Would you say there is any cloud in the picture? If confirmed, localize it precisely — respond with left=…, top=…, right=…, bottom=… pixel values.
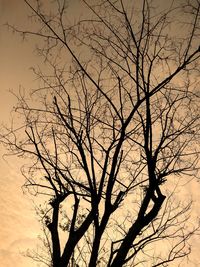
left=0, top=236, right=42, bottom=267
left=0, top=248, right=31, bottom=267
left=0, top=162, right=41, bottom=267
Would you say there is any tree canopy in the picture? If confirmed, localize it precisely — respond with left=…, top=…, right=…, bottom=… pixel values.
left=1, top=0, right=200, bottom=266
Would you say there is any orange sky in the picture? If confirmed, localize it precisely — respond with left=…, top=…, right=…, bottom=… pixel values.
left=0, top=1, right=41, bottom=266
left=0, top=1, right=200, bottom=267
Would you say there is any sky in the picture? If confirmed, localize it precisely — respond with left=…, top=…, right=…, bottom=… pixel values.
left=0, top=1, right=45, bottom=266
left=0, top=1, right=200, bottom=267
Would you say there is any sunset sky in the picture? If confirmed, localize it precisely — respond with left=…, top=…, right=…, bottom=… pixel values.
left=0, top=1, right=200, bottom=267
left=0, top=1, right=41, bottom=266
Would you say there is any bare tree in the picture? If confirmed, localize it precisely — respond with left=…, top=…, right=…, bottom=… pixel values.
left=2, top=0, right=200, bottom=266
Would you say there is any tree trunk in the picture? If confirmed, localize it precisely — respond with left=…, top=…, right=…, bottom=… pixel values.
left=59, top=211, right=93, bottom=267
left=88, top=233, right=102, bottom=267
left=110, top=193, right=165, bottom=267
left=89, top=210, right=111, bottom=267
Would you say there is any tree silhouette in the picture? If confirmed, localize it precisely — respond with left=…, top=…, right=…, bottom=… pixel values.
left=2, top=0, right=200, bottom=266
